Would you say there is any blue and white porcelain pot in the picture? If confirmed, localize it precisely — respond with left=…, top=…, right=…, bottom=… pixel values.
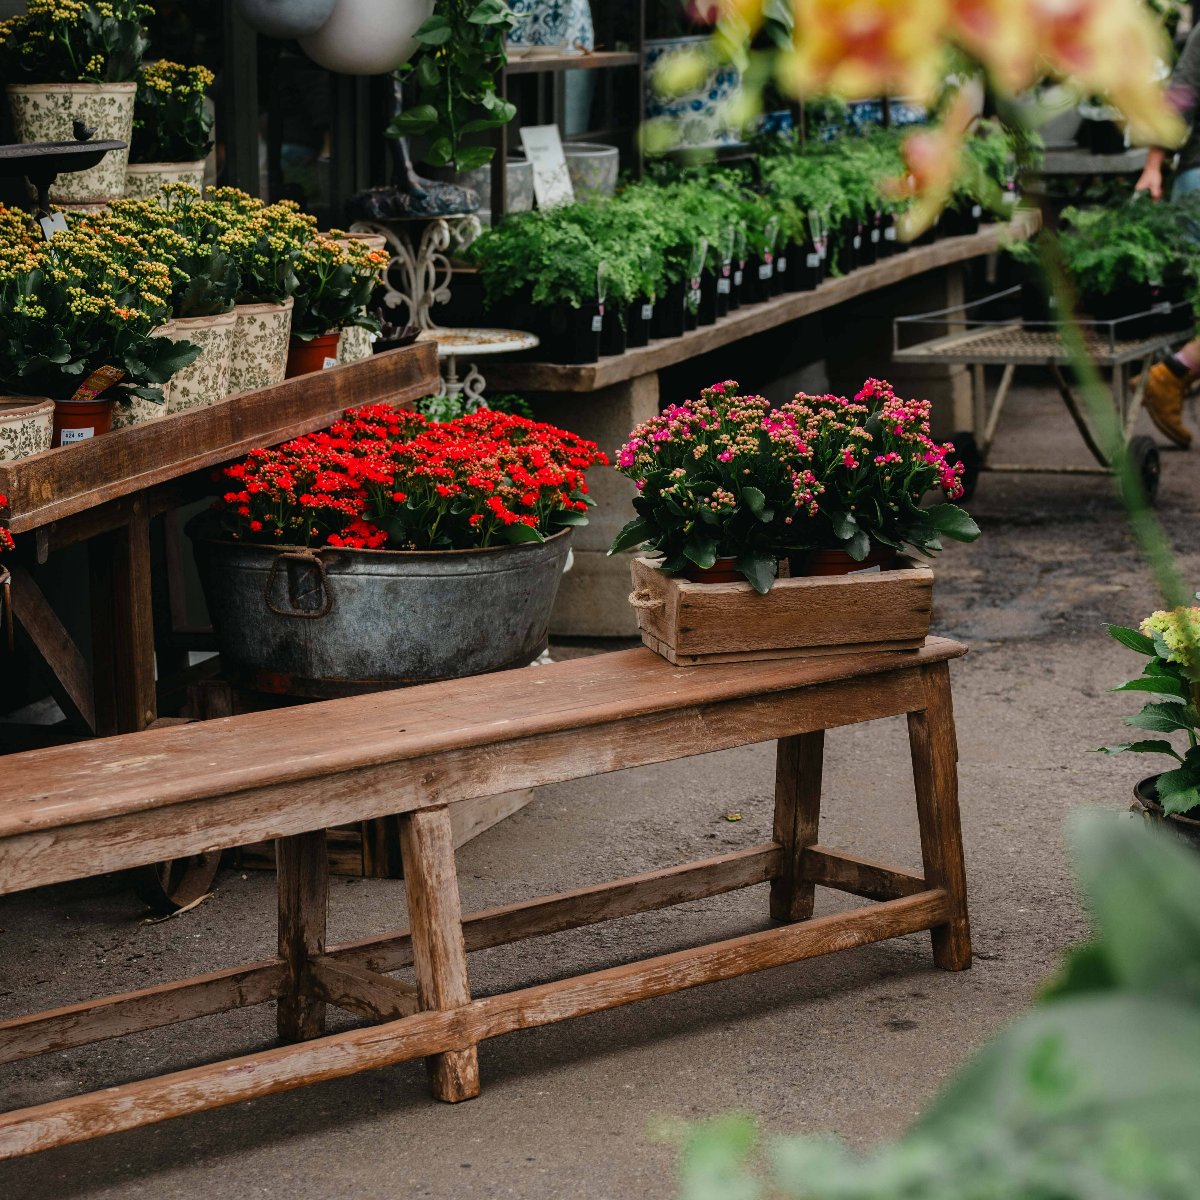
left=644, top=35, right=742, bottom=149
left=507, top=0, right=594, bottom=52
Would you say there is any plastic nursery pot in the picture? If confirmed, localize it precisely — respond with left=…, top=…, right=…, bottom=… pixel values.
left=858, top=219, right=880, bottom=267
left=627, top=296, right=654, bottom=348
left=938, top=202, right=982, bottom=238
left=682, top=556, right=742, bottom=584
left=599, top=304, right=627, bottom=357
left=653, top=282, right=687, bottom=340
left=543, top=301, right=602, bottom=364
left=52, top=395, right=115, bottom=447
left=683, top=289, right=699, bottom=332
left=714, top=267, right=733, bottom=317
left=793, top=547, right=899, bottom=577
left=286, top=331, right=342, bottom=378
left=698, top=270, right=719, bottom=325
left=728, top=263, right=745, bottom=310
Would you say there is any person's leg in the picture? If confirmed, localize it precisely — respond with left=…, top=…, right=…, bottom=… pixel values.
left=1142, top=168, right=1200, bottom=448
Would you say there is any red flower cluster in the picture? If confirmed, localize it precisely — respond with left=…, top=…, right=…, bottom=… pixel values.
left=0, top=493, right=12, bottom=555
left=216, top=406, right=608, bottom=551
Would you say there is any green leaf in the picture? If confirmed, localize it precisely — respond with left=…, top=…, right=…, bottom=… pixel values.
left=500, top=523, right=544, bottom=545
left=1040, top=940, right=1118, bottom=1002
left=550, top=510, right=589, bottom=527
left=741, top=486, right=766, bottom=518
left=1097, top=740, right=1183, bottom=760
left=1116, top=675, right=1189, bottom=699
left=845, top=529, right=871, bottom=561
left=1155, top=765, right=1200, bottom=816
left=684, top=533, right=718, bottom=570
left=830, top=511, right=858, bottom=540
left=1125, top=702, right=1195, bottom=733
left=452, top=143, right=495, bottom=171
left=414, top=13, right=452, bottom=43
left=923, top=502, right=980, bottom=542
left=609, top=516, right=651, bottom=555
left=415, top=56, right=440, bottom=88
left=735, top=551, right=777, bottom=594
left=1106, top=623, right=1157, bottom=655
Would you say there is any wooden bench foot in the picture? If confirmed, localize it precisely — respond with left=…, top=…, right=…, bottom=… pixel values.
left=770, top=731, right=824, bottom=922
left=908, top=663, right=972, bottom=971
left=399, top=806, right=480, bottom=1103
left=277, top=830, right=329, bottom=1041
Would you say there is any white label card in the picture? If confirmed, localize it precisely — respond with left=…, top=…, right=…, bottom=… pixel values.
left=734, top=270, right=744, bottom=286
left=806, top=252, right=821, bottom=268
left=60, top=426, right=94, bottom=444
left=870, top=229, right=881, bottom=243
left=641, top=303, right=654, bottom=320
left=39, top=212, right=69, bottom=240
left=884, top=226, right=897, bottom=241
left=758, top=263, right=772, bottom=280
left=777, top=256, right=787, bottom=272
left=716, top=277, right=731, bottom=294
left=972, top=204, right=983, bottom=218
left=853, top=235, right=862, bottom=249
left=519, top=124, right=575, bottom=210
left=321, top=356, right=339, bottom=369
left=849, top=564, right=882, bottom=574
left=590, top=313, right=603, bottom=332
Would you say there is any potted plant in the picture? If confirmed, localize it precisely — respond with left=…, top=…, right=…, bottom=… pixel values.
left=208, top=189, right=303, bottom=393
left=188, top=404, right=607, bottom=693
left=0, top=0, right=151, bottom=204
left=286, top=231, right=386, bottom=376
left=0, top=217, right=199, bottom=442
left=125, top=61, right=215, bottom=198
left=1102, top=605, right=1200, bottom=845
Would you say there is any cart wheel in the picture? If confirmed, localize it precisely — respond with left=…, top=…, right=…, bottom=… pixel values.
left=130, top=853, right=222, bottom=914
left=1128, top=435, right=1161, bottom=505
left=949, top=431, right=982, bottom=502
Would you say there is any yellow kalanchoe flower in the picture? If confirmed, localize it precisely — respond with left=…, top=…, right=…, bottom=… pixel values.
left=1142, top=607, right=1200, bottom=673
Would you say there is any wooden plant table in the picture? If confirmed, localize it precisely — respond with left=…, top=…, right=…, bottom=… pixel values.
left=0, top=638, right=970, bottom=1158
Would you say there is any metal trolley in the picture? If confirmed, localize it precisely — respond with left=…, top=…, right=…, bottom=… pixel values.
left=892, top=286, right=1193, bottom=504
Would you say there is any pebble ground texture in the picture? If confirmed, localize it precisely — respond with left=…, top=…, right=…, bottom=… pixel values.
left=1, top=376, right=1198, bottom=1199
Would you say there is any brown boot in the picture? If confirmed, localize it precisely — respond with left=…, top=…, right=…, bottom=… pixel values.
left=1143, top=362, right=1194, bottom=449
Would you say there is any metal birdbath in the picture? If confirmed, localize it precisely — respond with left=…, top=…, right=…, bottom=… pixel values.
left=0, top=129, right=126, bottom=219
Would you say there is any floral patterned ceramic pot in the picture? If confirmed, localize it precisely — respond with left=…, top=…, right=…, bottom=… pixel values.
left=228, top=298, right=295, bottom=394
left=0, top=396, right=54, bottom=462
left=562, top=142, right=618, bottom=200
left=156, top=312, right=237, bottom=414
left=338, top=325, right=376, bottom=365
left=644, top=36, right=743, bottom=149
left=6, top=83, right=136, bottom=203
left=124, top=160, right=206, bottom=200
left=110, top=393, right=168, bottom=430
left=507, top=0, right=594, bottom=51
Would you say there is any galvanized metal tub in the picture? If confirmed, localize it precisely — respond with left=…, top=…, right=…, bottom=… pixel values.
left=188, top=518, right=572, bottom=696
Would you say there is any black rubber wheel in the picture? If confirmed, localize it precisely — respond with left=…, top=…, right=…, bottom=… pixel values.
left=130, top=853, right=222, bottom=914
left=1128, top=434, right=1161, bottom=506
left=949, top=430, right=982, bottom=502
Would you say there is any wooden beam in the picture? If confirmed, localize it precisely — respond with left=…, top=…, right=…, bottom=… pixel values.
left=277, top=831, right=329, bottom=1041
left=800, top=846, right=926, bottom=902
left=305, top=959, right=419, bottom=1023
left=0, top=890, right=948, bottom=1160
left=770, top=733, right=824, bottom=922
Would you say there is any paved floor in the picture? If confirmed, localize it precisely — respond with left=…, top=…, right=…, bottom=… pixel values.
left=1, top=375, right=1198, bottom=1199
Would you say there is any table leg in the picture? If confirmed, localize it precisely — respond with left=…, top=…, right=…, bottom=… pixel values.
left=277, top=829, right=329, bottom=1042
left=399, top=806, right=480, bottom=1102
left=907, top=663, right=972, bottom=971
left=770, top=732, right=824, bottom=922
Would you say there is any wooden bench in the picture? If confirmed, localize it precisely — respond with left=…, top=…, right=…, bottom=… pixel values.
left=0, top=638, right=971, bottom=1159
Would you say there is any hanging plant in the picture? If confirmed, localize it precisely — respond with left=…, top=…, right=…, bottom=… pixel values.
left=386, top=0, right=518, bottom=172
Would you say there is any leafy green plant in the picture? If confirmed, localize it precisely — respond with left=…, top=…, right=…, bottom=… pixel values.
left=206, top=189, right=303, bottom=307
left=1101, top=605, right=1200, bottom=815
left=388, top=0, right=517, bottom=172
left=290, top=233, right=386, bottom=340
left=678, top=815, right=1200, bottom=1200
left=0, top=0, right=151, bottom=84
left=130, top=60, right=215, bottom=164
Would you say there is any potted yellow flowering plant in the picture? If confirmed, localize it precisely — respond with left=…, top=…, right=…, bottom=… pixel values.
left=0, top=0, right=152, bottom=204
left=125, top=60, right=215, bottom=198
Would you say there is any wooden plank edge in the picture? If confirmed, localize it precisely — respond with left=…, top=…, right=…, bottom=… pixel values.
left=0, top=889, right=949, bottom=1159
left=801, top=846, right=927, bottom=902
left=0, top=961, right=286, bottom=1067
left=304, top=959, right=419, bottom=1023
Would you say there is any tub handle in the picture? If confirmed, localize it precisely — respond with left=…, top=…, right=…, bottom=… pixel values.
left=627, top=588, right=664, bottom=611
left=264, top=550, right=333, bottom=619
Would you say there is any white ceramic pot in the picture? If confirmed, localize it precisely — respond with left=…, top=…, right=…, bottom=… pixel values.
left=235, top=0, right=338, bottom=38
left=124, top=160, right=206, bottom=200
left=110, top=394, right=169, bottom=430
left=156, top=312, right=237, bottom=414
left=228, top=298, right=295, bottom=394
left=0, top=396, right=54, bottom=461
left=299, top=0, right=433, bottom=74
left=6, top=82, right=136, bottom=203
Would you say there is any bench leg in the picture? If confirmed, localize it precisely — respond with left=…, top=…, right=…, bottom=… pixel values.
left=770, top=731, right=824, bottom=922
left=399, top=806, right=480, bottom=1103
left=277, top=830, right=328, bottom=1041
left=907, top=663, right=972, bottom=971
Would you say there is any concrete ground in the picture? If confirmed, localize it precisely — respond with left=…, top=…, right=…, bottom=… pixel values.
left=1, top=375, right=1198, bottom=1199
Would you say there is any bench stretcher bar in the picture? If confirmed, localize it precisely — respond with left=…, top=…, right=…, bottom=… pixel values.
left=0, top=884, right=947, bottom=1160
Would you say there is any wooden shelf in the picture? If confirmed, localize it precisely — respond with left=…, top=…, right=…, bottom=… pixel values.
left=504, top=50, right=641, bottom=75
left=486, top=218, right=1037, bottom=394
left=0, top=343, right=439, bottom=535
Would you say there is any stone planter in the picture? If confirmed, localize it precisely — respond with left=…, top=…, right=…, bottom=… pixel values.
left=157, top=312, right=237, bottom=414
left=7, top=82, right=136, bottom=203
left=229, top=298, right=294, bottom=394
left=188, top=517, right=573, bottom=696
left=124, top=160, right=206, bottom=200
left=0, top=396, right=54, bottom=461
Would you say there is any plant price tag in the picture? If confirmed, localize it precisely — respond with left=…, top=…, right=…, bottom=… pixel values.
left=734, top=269, right=744, bottom=286
left=777, top=255, right=787, bottom=273
left=870, top=228, right=880, bottom=243
left=853, top=235, right=862, bottom=250
left=716, top=277, right=731, bottom=294
left=641, top=303, right=654, bottom=321
left=60, top=426, right=94, bottom=444
left=591, top=313, right=603, bottom=333
left=884, top=226, right=897, bottom=241
left=806, top=252, right=820, bottom=268
left=758, top=263, right=772, bottom=280
left=322, top=357, right=338, bottom=369
left=519, top=124, right=575, bottom=210
left=38, top=212, right=68, bottom=240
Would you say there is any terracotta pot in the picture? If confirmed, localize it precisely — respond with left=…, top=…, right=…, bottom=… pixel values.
left=229, top=298, right=294, bottom=394
left=0, top=395, right=54, bottom=461
left=286, top=331, right=342, bottom=377
left=52, top=396, right=114, bottom=447
left=124, top=160, right=206, bottom=200
left=7, top=82, right=136, bottom=203
left=682, top=557, right=742, bottom=584
left=796, top=547, right=898, bottom=577
left=156, top=312, right=237, bottom=413
left=1131, top=775, right=1200, bottom=848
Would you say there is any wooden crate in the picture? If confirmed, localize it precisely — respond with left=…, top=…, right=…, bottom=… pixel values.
left=628, top=556, right=933, bottom=665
